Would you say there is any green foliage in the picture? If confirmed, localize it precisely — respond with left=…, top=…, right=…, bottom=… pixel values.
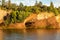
left=54, top=8, right=59, bottom=15
left=35, top=1, right=42, bottom=7
left=38, top=1, right=42, bottom=7
left=41, top=5, right=47, bottom=12
left=4, top=14, right=11, bottom=26
left=50, top=2, right=54, bottom=12
left=11, top=4, right=17, bottom=10
left=19, top=2, right=23, bottom=7
left=10, top=11, right=17, bottom=23
left=4, top=10, right=31, bottom=25
left=57, top=7, right=60, bottom=14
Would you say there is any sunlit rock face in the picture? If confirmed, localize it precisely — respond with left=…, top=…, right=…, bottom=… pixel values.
left=56, top=15, right=60, bottom=23
left=0, top=9, right=11, bottom=23
left=33, top=16, right=58, bottom=29
left=24, top=14, right=37, bottom=24
left=33, top=19, right=47, bottom=28
left=37, top=12, right=55, bottom=20
left=25, top=12, right=58, bottom=28
left=47, top=16, right=59, bottom=28
left=33, top=12, right=58, bottom=28
left=0, top=9, right=7, bottom=23
left=56, top=14, right=60, bottom=28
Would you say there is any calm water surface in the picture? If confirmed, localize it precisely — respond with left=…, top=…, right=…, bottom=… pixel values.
left=0, top=29, right=60, bottom=40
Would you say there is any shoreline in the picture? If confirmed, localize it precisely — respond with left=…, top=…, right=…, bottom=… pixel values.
left=0, top=26, right=60, bottom=30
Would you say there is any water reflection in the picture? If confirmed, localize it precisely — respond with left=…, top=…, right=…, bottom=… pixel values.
left=0, top=29, right=60, bottom=40
left=56, top=29, right=60, bottom=40
left=25, top=29, right=57, bottom=40
left=36, top=29, right=57, bottom=40
left=3, top=29, right=26, bottom=40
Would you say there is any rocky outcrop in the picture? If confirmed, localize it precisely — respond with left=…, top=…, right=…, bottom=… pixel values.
left=56, top=15, right=60, bottom=28
left=47, top=16, right=59, bottom=28
left=32, top=19, right=47, bottom=28
left=30, top=16, right=59, bottom=29
left=8, top=23, right=26, bottom=29
left=25, top=12, right=59, bottom=29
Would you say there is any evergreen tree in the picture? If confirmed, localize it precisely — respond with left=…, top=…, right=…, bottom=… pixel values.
left=18, top=2, right=24, bottom=11
left=50, top=2, right=54, bottom=12
left=35, top=0, right=38, bottom=6
left=8, top=0, right=11, bottom=7
left=2, top=0, right=5, bottom=6
left=38, top=1, right=42, bottom=7
left=19, top=2, right=23, bottom=7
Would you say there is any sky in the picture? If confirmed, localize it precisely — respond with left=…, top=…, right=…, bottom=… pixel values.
left=0, top=0, right=60, bottom=7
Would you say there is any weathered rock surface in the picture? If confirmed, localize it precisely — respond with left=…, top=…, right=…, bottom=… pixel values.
left=8, top=23, right=26, bottom=29
left=25, top=12, right=59, bottom=29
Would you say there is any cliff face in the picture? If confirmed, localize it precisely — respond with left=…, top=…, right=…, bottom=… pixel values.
left=31, top=16, right=58, bottom=29
left=56, top=15, right=60, bottom=28
left=0, top=9, right=7, bottom=23
left=33, top=19, right=47, bottom=28
left=47, top=16, right=59, bottom=28
left=25, top=12, right=59, bottom=29
left=35, top=12, right=59, bottom=28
